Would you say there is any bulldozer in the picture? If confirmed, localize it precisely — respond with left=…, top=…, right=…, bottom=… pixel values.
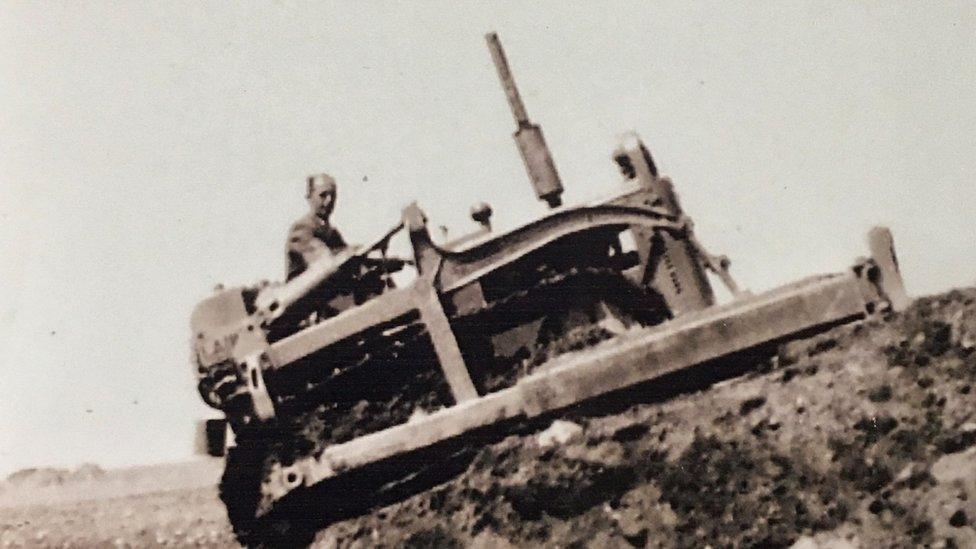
left=190, top=33, right=909, bottom=546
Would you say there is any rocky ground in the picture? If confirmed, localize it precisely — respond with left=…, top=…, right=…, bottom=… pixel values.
left=2, top=288, right=975, bottom=548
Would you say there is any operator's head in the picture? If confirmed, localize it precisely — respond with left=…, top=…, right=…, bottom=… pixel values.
left=306, top=173, right=337, bottom=220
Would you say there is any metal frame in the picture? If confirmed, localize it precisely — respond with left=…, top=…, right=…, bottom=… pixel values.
left=261, top=233, right=907, bottom=506
left=264, top=197, right=687, bottom=382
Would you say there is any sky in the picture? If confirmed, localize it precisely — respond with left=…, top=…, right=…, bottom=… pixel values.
left=1, top=2, right=974, bottom=476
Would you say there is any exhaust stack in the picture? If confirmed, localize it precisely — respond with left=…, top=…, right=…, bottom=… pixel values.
left=486, top=32, right=564, bottom=209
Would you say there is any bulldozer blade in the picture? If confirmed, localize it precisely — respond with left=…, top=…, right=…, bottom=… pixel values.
left=868, top=226, right=910, bottom=312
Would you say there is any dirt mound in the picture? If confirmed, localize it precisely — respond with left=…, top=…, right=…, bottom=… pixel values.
left=311, top=288, right=976, bottom=548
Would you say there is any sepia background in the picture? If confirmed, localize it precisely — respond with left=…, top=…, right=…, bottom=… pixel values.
left=1, top=2, right=974, bottom=476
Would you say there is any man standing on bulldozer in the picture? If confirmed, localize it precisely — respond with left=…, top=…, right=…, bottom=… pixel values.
left=286, top=173, right=348, bottom=280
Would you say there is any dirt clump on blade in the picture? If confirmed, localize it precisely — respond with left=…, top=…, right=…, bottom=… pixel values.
left=313, top=288, right=976, bottom=548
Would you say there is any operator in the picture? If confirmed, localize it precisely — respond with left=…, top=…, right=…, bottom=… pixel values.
left=286, top=173, right=349, bottom=280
